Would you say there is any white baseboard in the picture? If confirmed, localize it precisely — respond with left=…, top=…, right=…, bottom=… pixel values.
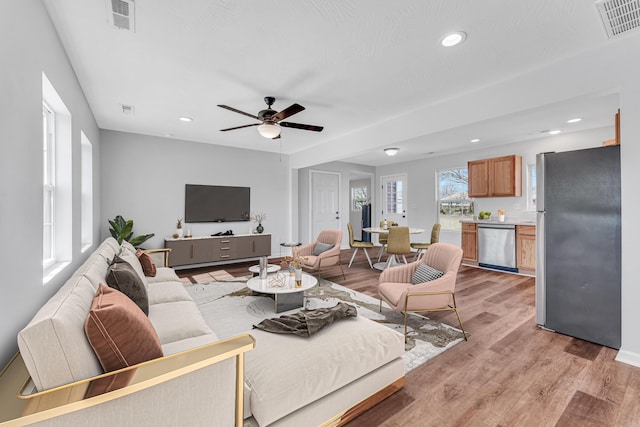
left=615, top=349, right=640, bottom=368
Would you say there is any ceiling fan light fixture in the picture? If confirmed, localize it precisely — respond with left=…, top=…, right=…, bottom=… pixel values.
left=258, top=123, right=281, bottom=139
left=384, top=147, right=399, bottom=156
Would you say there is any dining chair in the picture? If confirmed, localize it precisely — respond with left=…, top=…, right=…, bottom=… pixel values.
left=383, top=226, right=412, bottom=269
left=377, top=220, right=398, bottom=262
left=347, top=223, right=374, bottom=268
left=411, top=223, right=441, bottom=260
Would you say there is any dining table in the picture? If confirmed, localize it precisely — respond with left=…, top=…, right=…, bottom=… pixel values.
left=362, top=226, right=425, bottom=270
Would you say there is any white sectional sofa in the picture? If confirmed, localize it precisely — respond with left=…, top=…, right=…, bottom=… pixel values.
left=1, top=238, right=405, bottom=426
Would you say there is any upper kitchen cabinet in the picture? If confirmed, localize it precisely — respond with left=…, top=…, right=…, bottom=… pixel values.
left=468, top=155, right=522, bottom=198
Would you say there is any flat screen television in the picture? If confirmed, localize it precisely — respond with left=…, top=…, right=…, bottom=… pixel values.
left=184, top=184, right=250, bottom=223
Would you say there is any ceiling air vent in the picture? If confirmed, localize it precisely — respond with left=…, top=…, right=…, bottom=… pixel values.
left=105, top=0, right=135, bottom=32
left=596, top=0, right=640, bottom=38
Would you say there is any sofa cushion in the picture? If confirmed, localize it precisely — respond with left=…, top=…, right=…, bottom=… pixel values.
left=85, top=284, right=163, bottom=373
left=160, top=333, right=219, bottom=356
left=146, top=267, right=180, bottom=284
left=245, top=316, right=404, bottom=426
left=147, top=281, right=194, bottom=305
left=411, top=263, right=444, bottom=284
left=313, top=242, right=334, bottom=256
left=119, top=250, right=150, bottom=290
left=148, top=301, right=213, bottom=345
left=106, top=256, right=149, bottom=315
left=136, top=249, right=157, bottom=277
left=18, top=275, right=104, bottom=391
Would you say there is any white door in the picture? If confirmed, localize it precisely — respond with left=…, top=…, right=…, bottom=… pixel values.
left=380, top=174, right=407, bottom=226
left=311, top=171, right=340, bottom=240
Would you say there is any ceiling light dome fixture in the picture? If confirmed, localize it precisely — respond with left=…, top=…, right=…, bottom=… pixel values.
left=258, top=123, right=281, bottom=139
left=440, top=31, right=467, bottom=47
left=384, top=147, right=399, bottom=156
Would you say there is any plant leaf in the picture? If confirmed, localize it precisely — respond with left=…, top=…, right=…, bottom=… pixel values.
left=129, top=233, right=155, bottom=247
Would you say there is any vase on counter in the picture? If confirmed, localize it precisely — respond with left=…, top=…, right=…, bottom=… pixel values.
left=498, top=214, right=505, bottom=223
left=256, top=223, right=264, bottom=234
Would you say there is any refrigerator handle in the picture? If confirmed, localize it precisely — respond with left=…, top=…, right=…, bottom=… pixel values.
left=535, top=211, right=545, bottom=325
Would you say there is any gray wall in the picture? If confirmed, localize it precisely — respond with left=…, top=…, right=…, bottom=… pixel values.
left=100, top=130, right=291, bottom=258
left=0, top=1, right=101, bottom=367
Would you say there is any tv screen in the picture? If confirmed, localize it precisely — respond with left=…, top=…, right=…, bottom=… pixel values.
left=185, top=184, right=250, bottom=223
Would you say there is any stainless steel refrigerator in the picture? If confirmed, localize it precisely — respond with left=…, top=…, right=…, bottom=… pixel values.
left=536, top=145, right=621, bottom=349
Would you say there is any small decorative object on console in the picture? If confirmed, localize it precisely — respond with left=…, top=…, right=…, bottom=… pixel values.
left=175, top=218, right=184, bottom=238
left=251, top=212, right=267, bottom=234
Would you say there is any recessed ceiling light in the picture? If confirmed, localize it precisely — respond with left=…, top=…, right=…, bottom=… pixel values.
left=566, top=118, right=582, bottom=123
left=548, top=130, right=561, bottom=135
left=179, top=116, right=193, bottom=122
left=470, top=138, right=480, bottom=143
left=440, top=31, right=467, bottom=47
left=384, top=148, right=399, bottom=156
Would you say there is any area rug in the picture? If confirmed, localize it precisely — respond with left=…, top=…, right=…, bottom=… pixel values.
left=184, top=277, right=465, bottom=372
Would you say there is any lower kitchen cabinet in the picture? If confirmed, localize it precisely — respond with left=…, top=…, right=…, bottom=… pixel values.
left=461, top=222, right=478, bottom=265
left=516, top=225, right=536, bottom=275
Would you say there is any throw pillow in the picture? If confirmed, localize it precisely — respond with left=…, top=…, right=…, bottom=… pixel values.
left=136, top=249, right=157, bottom=277
left=313, top=242, right=335, bottom=256
left=411, top=263, right=445, bottom=285
left=106, top=256, right=149, bottom=315
left=85, top=284, right=163, bottom=374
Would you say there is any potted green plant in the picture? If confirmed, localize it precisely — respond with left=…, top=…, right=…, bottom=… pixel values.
left=108, top=215, right=155, bottom=247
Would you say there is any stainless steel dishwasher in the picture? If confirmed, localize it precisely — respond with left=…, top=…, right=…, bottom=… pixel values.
left=477, top=223, right=517, bottom=272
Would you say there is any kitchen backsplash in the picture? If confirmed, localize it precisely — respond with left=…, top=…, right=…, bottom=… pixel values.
left=472, top=197, right=536, bottom=222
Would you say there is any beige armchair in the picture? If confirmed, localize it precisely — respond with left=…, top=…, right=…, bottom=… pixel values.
left=378, top=242, right=467, bottom=341
left=296, top=229, right=345, bottom=280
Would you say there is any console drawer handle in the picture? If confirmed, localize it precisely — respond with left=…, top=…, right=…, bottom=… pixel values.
left=220, top=255, right=230, bottom=259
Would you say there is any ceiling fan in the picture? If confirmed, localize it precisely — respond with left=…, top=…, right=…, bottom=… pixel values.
left=218, top=97, right=323, bottom=139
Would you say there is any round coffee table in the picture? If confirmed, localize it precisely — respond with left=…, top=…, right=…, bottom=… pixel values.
left=246, top=272, right=318, bottom=313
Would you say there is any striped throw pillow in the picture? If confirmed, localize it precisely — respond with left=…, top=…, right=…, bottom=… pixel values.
left=411, top=263, right=444, bottom=284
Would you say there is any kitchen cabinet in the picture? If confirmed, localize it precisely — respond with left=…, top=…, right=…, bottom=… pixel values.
left=461, top=222, right=478, bottom=265
left=468, top=155, right=522, bottom=198
left=516, top=225, right=536, bottom=275
left=166, top=234, right=271, bottom=267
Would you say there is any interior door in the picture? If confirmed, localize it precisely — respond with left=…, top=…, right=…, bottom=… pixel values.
left=311, top=171, right=340, bottom=240
left=380, top=174, right=407, bottom=226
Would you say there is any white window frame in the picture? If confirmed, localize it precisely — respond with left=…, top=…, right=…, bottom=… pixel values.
left=43, top=102, right=56, bottom=269
left=81, top=132, right=93, bottom=252
left=42, top=72, right=72, bottom=283
left=437, top=167, right=474, bottom=231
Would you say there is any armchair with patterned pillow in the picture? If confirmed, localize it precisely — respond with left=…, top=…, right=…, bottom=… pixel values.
left=296, top=229, right=345, bottom=280
left=377, top=242, right=467, bottom=341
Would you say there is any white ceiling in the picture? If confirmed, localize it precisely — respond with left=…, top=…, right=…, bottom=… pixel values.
left=43, top=0, right=625, bottom=166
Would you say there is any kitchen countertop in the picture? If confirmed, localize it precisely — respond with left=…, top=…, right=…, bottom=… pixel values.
left=460, top=219, right=536, bottom=226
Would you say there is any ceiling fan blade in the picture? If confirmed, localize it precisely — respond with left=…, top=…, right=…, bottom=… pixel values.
left=220, top=123, right=260, bottom=132
left=271, top=103, right=305, bottom=122
left=218, top=104, right=260, bottom=120
left=280, top=121, right=324, bottom=132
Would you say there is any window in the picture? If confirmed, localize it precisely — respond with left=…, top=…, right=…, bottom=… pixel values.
left=81, top=132, right=93, bottom=251
left=351, top=185, right=368, bottom=211
left=437, top=167, right=474, bottom=231
left=528, top=164, right=537, bottom=211
left=385, top=180, right=403, bottom=214
left=42, top=103, right=55, bottom=268
left=42, top=72, right=72, bottom=282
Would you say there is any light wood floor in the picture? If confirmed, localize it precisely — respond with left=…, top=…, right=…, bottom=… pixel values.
left=178, top=249, right=640, bottom=427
